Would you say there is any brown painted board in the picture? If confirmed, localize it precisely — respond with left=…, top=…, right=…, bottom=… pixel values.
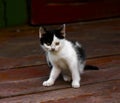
left=31, top=0, right=120, bottom=24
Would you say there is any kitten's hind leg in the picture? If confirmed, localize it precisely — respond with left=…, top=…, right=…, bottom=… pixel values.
left=79, top=62, right=85, bottom=74
left=69, top=63, right=81, bottom=88
left=63, top=74, right=71, bottom=82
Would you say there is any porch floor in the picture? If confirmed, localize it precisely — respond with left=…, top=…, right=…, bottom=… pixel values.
left=0, top=18, right=120, bottom=103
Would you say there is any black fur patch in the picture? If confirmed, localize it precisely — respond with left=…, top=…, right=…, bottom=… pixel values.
left=71, top=41, right=86, bottom=62
left=40, top=30, right=64, bottom=45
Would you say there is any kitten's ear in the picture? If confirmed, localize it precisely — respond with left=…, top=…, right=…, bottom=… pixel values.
left=59, top=24, right=66, bottom=37
left=39, top=27, right=46, bottom=38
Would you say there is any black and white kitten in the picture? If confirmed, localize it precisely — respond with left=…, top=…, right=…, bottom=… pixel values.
left=39, top=24, right=98, bottom=88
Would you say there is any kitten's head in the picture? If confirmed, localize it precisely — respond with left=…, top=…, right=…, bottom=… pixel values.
left=39, top=24, right=66, bottom=52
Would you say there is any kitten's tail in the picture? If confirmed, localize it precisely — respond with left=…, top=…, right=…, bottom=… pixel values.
left=84, top=65, right=99, bottom=70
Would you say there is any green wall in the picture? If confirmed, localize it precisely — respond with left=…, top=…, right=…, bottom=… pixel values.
left=0, top=0, right=5, bottom=28
left=0, top=0, right=28, bottom=28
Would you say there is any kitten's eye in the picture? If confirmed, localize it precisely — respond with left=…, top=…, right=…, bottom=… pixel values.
left=55, top=42, right=59, bottom=46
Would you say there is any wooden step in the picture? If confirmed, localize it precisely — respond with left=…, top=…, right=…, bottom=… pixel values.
left=0, top=18, right=120, bottom=103
left=0, top=55, right=119, bottom=103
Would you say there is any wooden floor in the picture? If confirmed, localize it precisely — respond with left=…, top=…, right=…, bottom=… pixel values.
left=0, top=18, right=120, bottom=103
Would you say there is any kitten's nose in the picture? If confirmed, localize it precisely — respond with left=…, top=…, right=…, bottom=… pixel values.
left=51, top=48, right=55, bottom=51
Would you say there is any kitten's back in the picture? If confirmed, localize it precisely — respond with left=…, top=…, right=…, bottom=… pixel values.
left=70, top=41, right=86, bottom=63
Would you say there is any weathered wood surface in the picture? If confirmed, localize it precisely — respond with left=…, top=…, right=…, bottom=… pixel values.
left=0, top=19, right=120, bottom=69
left=0, top=18, right=120, bottom=103
left=0, top=55, right=119, bottom=98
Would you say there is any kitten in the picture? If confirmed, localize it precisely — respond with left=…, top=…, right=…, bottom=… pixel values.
left=39, top=24, right=98, bottom=88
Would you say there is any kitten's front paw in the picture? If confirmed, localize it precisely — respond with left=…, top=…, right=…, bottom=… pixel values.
left=43, top=80, right=54, bottom=86
left=72, top=81, right=80, bottom=88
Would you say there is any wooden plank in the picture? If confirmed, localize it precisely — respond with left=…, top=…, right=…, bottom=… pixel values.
left=0, top=19, right=120, bottom=70
left=0, top=55, right=119, bottom=82
left=87, top=55, right=120, bottom=69
left=0, top=65, right=48, bottom=83
left=0, top=80, right=119, bottom=103
left=0, top=55, right=119, bottom=98
left=0, top=55, right=45, bottom=70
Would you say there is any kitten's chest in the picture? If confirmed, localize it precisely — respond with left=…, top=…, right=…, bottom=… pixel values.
left=49, top=52, right=68, bottom=69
